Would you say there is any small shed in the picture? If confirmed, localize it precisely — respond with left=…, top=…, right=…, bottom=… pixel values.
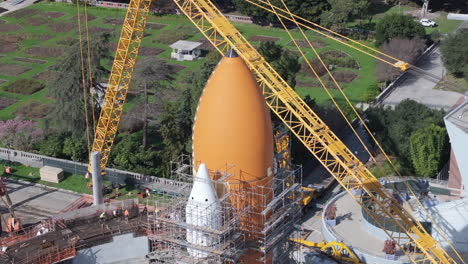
left=170, top=40, right=202, bottom=61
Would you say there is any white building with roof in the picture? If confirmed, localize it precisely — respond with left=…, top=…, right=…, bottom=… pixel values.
left=170, top=40, right=202, bottom=61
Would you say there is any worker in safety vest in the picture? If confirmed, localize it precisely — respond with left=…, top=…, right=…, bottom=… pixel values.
left=124, top=209, right=129, bottom=222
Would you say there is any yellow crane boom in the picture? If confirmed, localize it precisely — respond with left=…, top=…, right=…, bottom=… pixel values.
left=89, top=0, right=151, bottom=173
left=88, top=0, right=458, bottom=263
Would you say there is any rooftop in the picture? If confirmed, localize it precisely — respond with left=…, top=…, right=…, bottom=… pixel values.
left=445, top=96, right=468, bottom=133
left=169, top=40, right=202, bottom=51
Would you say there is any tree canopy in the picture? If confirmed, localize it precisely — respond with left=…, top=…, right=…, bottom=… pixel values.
left=320, top=0, right=369, bottom=31
left=410, top=124, right=449, bottom=177
left=47, top=33, right=111, bottom=137
left=233, top=0, right=329, bottom=25
left=376, top=37, right=426, bottom=82
left=258, top=41, right=300, bottom=87
left=375, top=14, right=425, bottom=46
left=366, top=100, right=446, bottom=172
left=441, top=29, right=468, bottom=80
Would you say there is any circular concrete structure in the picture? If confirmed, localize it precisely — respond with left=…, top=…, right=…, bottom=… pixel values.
left=321, top=191, right=409, bottom=264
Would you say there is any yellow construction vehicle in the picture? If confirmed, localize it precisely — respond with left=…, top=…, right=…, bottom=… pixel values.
left=85, top=0, right=463, bottom=263
left=290, top=238, right=362, bottom=264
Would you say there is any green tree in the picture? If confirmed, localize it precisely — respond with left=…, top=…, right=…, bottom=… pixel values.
left=320, top=0, right=369, bottom=31
left=158, top=96, right=193, bottom=177
left=38, top=134, right=65, bottom=158
left=258, top=41, right=300, bottom=87
left=233, top=0, right=329, bottom=25
left=440, top=29, right=468, bottom=80
left=63, top=136, right=87, bottom=162
left=366, top=99, right=445, bottom=169
left=410, top=124, right=449, bottom=177
left=375, top=14, right=425, bottom=46
left=47, top=33, right=111, bottom=137
left=110, top=132, right=161, bottom=176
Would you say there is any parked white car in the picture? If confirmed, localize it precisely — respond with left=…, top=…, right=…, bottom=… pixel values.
left=420, top=18, right=436, bottom=27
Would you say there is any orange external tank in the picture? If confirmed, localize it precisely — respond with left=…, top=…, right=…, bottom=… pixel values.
left=192, top=50, right=274, bottom=262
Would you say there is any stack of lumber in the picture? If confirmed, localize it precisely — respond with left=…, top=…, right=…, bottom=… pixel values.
left=40, top=166, right=64, bottom=183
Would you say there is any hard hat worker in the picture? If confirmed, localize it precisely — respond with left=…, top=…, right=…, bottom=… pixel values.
left=99, top=211, right=106, bottom=230
left=124, top=209, right=129, bottom=222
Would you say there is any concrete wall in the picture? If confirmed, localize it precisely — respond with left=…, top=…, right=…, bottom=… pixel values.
left=72, top=233, right=149, bottom=264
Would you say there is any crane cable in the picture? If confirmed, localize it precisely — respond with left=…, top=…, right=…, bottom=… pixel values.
left=84, top=1, right=96, bottom=131
left=76, top=0, right=92, bottom=156
left=265, top=0, right=464, bottom=262
left=260, top=2, right=383, bottom=178
left=244, top=0, right=408, bottom=70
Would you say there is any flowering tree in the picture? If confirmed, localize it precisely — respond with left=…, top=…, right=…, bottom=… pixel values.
left=0, top=117, right=43, bottom=151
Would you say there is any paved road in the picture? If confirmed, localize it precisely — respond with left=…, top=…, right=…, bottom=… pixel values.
left=0, top=0, right=36, bottom=17
left=382, top=46, right=463, bottom=111
left=1, top=180, right=80, bottom=229
left=381, top=20, right=468, bottom=111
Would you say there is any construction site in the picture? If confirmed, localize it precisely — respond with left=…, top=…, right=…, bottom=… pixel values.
left=0, top=0, right=468, bottom=263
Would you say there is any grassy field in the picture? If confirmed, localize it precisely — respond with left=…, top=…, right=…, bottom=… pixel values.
left=0, top=159, right=161, bottom=202
left=0, top=1, right=386, bottom=121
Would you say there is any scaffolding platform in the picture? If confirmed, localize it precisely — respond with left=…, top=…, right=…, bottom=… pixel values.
left=144, top=155, right=304, bottom=263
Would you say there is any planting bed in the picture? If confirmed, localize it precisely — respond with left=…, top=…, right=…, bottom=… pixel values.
left=15, top=101, right=51, bottom=119
left=5, top=79, right=45, bottom=95
left=87, top=26, right=113, bottom=35
left=296, top=81, right=321, bottom=87
left=0, top=80, right=6, bottom=85
left=328, top=71, right=358, bottom=83
left=168, top=64, right=186, bottom=74
left=146, top=23, right=166, bottom=30
left=27, top=46, right=65, bottom=58
left=49, top=22, right=76, bottom=33
left=38, top=34, right=55, bottom=41
left=71, top=14, right=96, bottom=22
left=27, top=17, right=48, bottom=26
left=43, top=12, right=65, bottom=18
left=103, top=18, right=124, bottom=25
left=0, top=64, right=31, bottom=76
left=139, top=47, right=165, bottom=56
left=288, top=39, right=326, bottom=48
left=57, top=37, right=77, bottom=46
left=33, top=71, right=60, bottom=82
left=14, top=57, right=47, bottom=64
left=0, top=41, right=18, bottom=53
left=0, top=34, right=27, bottom=43
left=0, top=24, right=22, bottom=32
left=7, top=9, right=38, bottom=19
left=249, top=35, right=280, bottom=42
left=0, top=97, right=17, bottom=110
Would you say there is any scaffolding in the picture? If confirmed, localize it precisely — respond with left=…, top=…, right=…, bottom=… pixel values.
left=145, top=155, right=303, bottom=263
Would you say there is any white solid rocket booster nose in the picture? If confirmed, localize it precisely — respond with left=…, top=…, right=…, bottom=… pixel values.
left=186, top=163, right=222, bottom=258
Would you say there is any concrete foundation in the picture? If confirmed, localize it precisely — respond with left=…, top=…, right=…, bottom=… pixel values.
left=72, top=233, right=149, bottom=264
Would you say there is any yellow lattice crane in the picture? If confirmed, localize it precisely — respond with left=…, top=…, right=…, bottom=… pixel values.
left=87, top=0, right=462, bottom=263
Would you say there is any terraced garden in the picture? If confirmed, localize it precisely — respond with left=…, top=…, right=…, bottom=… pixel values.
left=0, top=2, right=382, bottom=122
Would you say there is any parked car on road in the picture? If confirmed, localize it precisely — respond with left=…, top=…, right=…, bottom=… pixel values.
left=420, top=18, right=436, bottom=27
